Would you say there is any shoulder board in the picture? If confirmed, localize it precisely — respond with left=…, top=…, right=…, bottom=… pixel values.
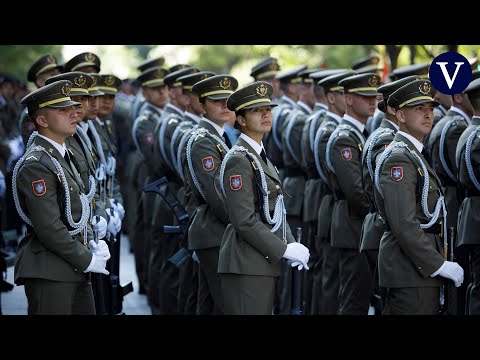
left=168, top=118, right=179, bottom=125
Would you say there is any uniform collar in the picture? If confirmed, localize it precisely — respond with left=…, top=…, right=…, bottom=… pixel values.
left=280, top=95, right=297, bottom=108
left=385, top=119, right=399, bottom=131
left=79, top=121, right=88, bottom=131
left=397, top=130, right=423, bottom=153
left=239, top=133, right=263, bottom=157
left=343, top=114, right=365, bottom=133
left=165, top=103, right=184, bottom=116
left=449, top=105, right=471, bottom=125
left=325, top=111, right=343, bottom=124
left=296, top=101, right=312, bottom=115
left=184, top=111, right=201, bottom=123
left=314, top=102, right=328, bottom=111
left=201, top=117, right=224, bottom=137
left=95, top=117, right=103, bottom=126
left=36, top=133, right=66, bottom=157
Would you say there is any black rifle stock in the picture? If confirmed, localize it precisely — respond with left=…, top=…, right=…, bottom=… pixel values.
left=443, top=226, right=458, bottom=315
left=92, top=229, right=107, bottom=315
left=291, top=227, right=302, bottom=315
left=143, top=177, right=190, bottom=268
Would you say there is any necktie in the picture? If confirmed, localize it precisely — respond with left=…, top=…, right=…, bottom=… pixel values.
left=362, top=128, right=369, bottom=138
left=64, top=149, right=72, bottom=169
left=260, top=148, right=268, bottom=165
left=222, top=132, right=232, bottom=148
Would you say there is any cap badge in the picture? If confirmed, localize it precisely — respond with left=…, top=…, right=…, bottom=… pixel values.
left=256, top=84, right=268, bottom=97
left=46, top=55, right=55, bottom=64
left=219, top=77, right=231, bottom=90
left=201, top=74, right=210, bottom=80
left=85, top=53, right=96, bottom=62
left=419, top=82, right=431, bottom=96
left=91, top=76, right=97, bottom=87
left=61, top=83, right=71, bottom=96
left=269, top=63, right=279, bottom=71
left=155, top=69, right=165, bottom=78
left=105, top=76, right=115, bottom=87
left=368, top=76, right=378, bottom=87
left=74, top=75, right=86, bottom=87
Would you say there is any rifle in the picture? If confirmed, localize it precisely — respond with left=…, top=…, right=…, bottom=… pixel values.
left=91, top=229, right=107, bottom=315
left=291, top=227, right=303, bottom=315
left=443, top=226, right=458, bottom=315
left=143, top=177, right=190, bottom=268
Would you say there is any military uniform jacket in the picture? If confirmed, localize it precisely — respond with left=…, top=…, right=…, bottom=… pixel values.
left=264, top=96, right=296, bottom=172
left=66, top=132, right=108, bottom=220
left=456, top=117, right=480, bottom=246
left=282, top=105, right=309, bottom=217
left=328, top=118, right=369, bottom=249
left=14, top=136, right=93, bottom=285
left=218, top=136, right=294, bottom=276
left=156, top=103, right=184, bottom=177
left=427, top=109, right=468, bottom=225
left=186, top=119, right=230, bottom=250
left=374, top=133, right=445, bottom=288
left=89, top=119, right=123, bottom=205
left=359, top=119, right=397, bottom=251
left=301, top=108, right=327, bottom=223
left=314, top=113, right=341, bottom=241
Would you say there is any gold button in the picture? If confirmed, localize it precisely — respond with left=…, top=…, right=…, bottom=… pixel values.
left=418, top=266, right=422, bottom=270
left=70, top=187, right=73, bottom=192
left=282, top=237, right=287, bottom=244
left=276, top=185, right=280, bottom=189
left=265, top=256, right=269, bottom=259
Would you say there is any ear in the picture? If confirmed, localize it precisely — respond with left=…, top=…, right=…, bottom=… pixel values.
left=35, top=113, right=48, bottom=128
left=326, top=92, right=336, bottom=105
left=386, top=105, right=396, bottom=116
left=237, top=114, right=246, bottom=127
left=345, top=93, right=353, bottom=106
left=395, top=109, right=405, bottom=124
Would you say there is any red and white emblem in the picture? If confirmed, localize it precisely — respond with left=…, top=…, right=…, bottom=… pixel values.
left=230, top=175, right=242, bottom=191
left=202, top=156, right=214, bottom=171
left=391, top=167, right=403, bottom=181
left=32, top=179, right=46, bottom=196
left=144, top=132, right=154, bottom=144
left=340, top=148, right=352, bottom=161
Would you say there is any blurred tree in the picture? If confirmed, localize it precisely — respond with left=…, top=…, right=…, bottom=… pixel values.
left=0, top=45, right=62, bottom=84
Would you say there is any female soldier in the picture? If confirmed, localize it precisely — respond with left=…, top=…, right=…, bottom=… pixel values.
left=218, top=81, right=310, bottom=315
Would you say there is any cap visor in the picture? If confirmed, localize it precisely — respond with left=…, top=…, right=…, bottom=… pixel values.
left=242, top=101, right=278, bottom=110
left=88, top=90, right=105, bottom=96
left=405, top=99, right=440, bottom=108
left=206, top=93, right=231, bottom=100
left=354, top=90, right=381, bottom=97
left=47, top=99, right=81, bottom=108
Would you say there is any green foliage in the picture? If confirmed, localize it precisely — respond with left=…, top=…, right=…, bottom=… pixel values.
left=0, top=45, right=62, bottom=84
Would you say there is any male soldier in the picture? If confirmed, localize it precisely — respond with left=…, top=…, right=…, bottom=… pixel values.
left=359, top=75, right=420, bottom=314
left=63, top=52, right=101, bottom=74
left=374, top=79, right=464, bottom=314
left=313, top=70, right=354, bottom=314
left=131, top=66, right=170, bottom=312
left=151, top=65, right=199, bottom=314
left=326, top=73, right=380, bottom=314
left=351, top=54, right=383, bottom=78
left=20, top=54, right=63, bottom=148
left=250, top=56, right=282, bottom=102
left=132, top=57, right=166, bottom=120
left=184, top=74, right=238, bottom=314
left=173, top=70, right=216, bottom=314
left=426, top=78, right=473, bottom=315
left=44, top=72, right=111, bottom=313
left=13, top=80, right=110, bottom=314
left=300, top=69, right=344, bottom=314
left=456, top=78, right=480, bottom=314
left=264, top=65, right=307, bottom=182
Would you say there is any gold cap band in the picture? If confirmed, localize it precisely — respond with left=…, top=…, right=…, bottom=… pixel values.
left=71, top=62, right=97, bottom=71
left=39, top=97, right=71, bottom=108
left=35, top=64, right=57, bottom=77
left=256, top=70, right=279, bottom=79
left=235, top=98, right=272, bottom=112
left=70, top=87, right=89, bottom=95
left=97, top=86, right=118, bottom=93
left=398, top=96, right=435, bottom=109
left=347, top=87, right=378, bottom=92
left=329, top=86, right=344, bottom=92
left=142, top=78, right=165, bottom=87
left=200, top=89, right=234, bottom=98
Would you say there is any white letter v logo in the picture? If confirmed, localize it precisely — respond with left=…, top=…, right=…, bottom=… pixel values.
left=436, top=62, right=464, bottom=89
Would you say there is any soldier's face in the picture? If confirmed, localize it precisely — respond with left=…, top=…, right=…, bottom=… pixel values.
left=203, top=98, right=232, bottom=125
left=71, top=95, right=90, bottom=124
left=349, top=94, right=377, bottom=119
left=144, top=85, right=169, bottom=108
left=238, top=106, right=273, bottom=137
left=86, top=96, right=100, bottom=120
left=186, top=92, right=203, bottom=116
left=98, top=94, right=115, bottom=117
left=396, top=103, right=435, bottom=141
left=38, top=106, right=78, bottom=139
left=35, top=68, right=61, bottom=88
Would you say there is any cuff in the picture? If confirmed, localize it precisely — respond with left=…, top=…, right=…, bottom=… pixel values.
left=83, top=253, right=95, bottom=273
left=430, top=261, right=445, bottom=277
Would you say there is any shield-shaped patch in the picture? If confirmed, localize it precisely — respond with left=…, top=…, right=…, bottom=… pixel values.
left=144, top=132, right=154, bottom=144
left=340, top=148, right=352, bottom=161
left=230, top=175, right=242, bottom=191
left=391, top=167, right=403, bottom=181
left=32, top=179, right=46, bottom=196
left=202, top=156, right=214, bottom=171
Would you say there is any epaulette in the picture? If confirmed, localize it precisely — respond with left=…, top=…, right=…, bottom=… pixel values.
left=390, top=146, right=407, bottom=155
left=168, top=117, right=179, bottom=125
left=138, top=115, right=148, bottom=122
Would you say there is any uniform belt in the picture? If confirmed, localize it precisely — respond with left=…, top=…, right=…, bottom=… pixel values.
left=285, top=167, right=304, bottom=178
left=384, top=221, right=443, bottom=236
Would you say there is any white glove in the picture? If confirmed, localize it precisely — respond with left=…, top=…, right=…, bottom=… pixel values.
left=192, top=251, right=199, bottom=263
left=282, top=242, right=310, bottom=271
left=109, top=198, right=125, bottom=221
left=0, top=170, right=5, bottom=198
left=88, top=240, right=111, bottom=260
left=106, top=208, right=121, bottom=236
left=84, top=253, right=110, bottom=275
left=433, top=261, right=464, bottom=287
left=91, top=215, right=107, bottom=240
